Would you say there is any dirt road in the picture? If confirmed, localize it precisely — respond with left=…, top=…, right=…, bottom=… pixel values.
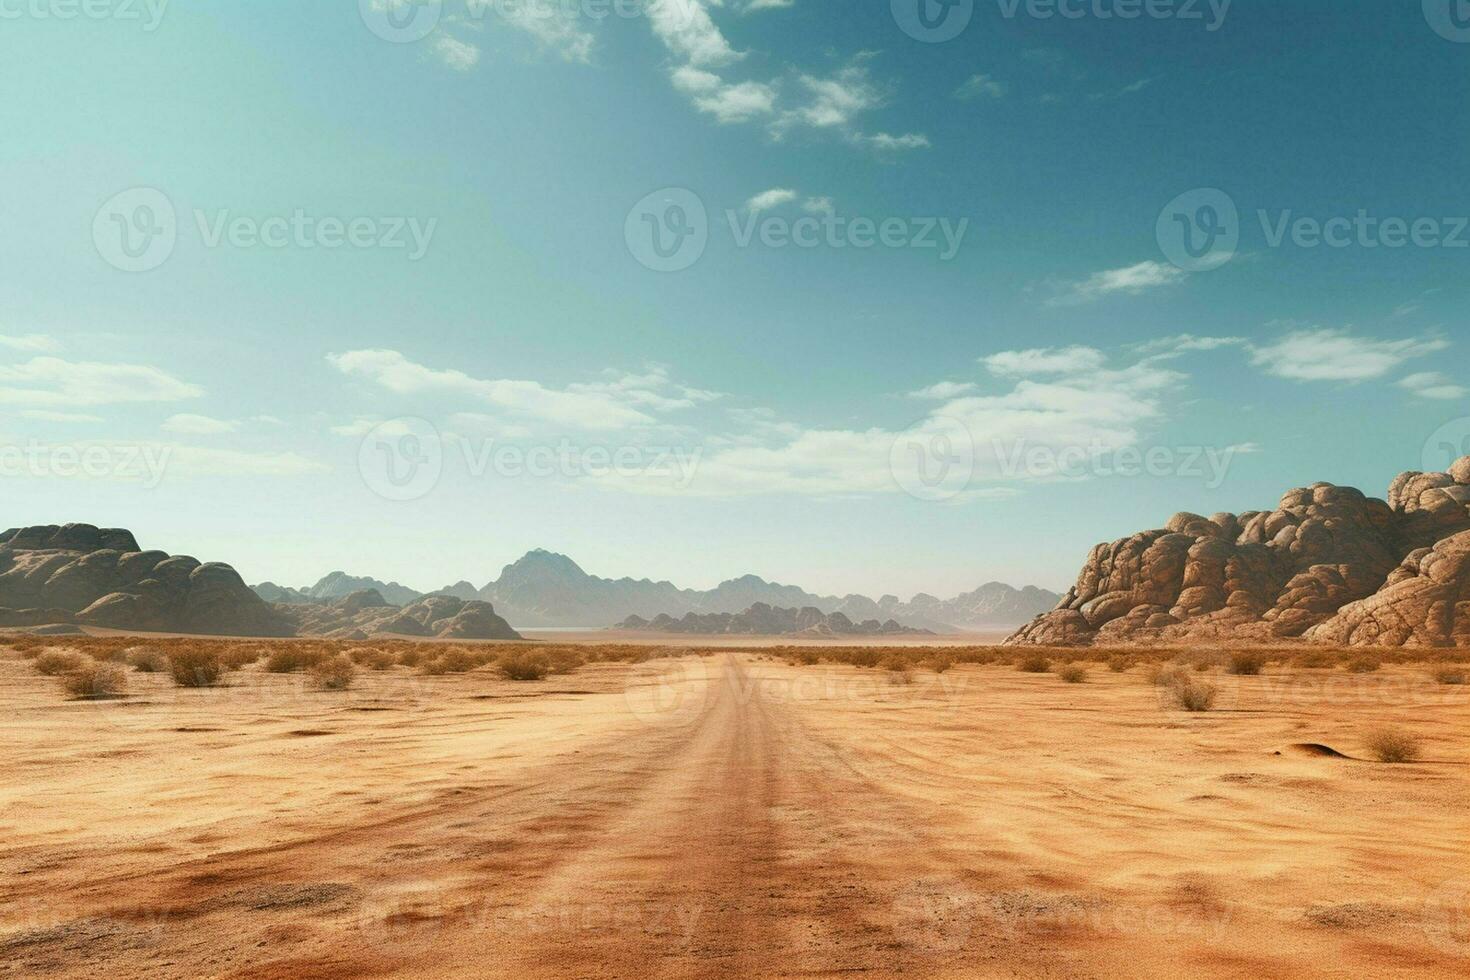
left=2, top=653, right=1466, bottom=978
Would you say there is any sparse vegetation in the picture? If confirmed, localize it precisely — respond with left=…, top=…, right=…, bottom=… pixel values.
left=1226, top=652, right=1265, bottom=676
left=1432, top=667, right=1467, bottom=685
left=1057, top=664, right=1088, bottom=684
left=1345, top=655, right=1381, bottom=674
left=497, top=652, right=551, bottom=681
left=1107, top=654, right=1133, bottom=673
left=1168, top=677, right=1218, bottom=712
left=125, top=647, right=168, bottom=673
left=308, top=655, right=356, bottom=691
left=61, top=662, right=128, bottom=700
left=1016, top=654, right=1051, bottom=673
left=1295, top=650, right=1337, bottom=669
left=1364, top=727, right=1421, bottom=764
left=34, top=649, right=87, bottom=676
left=265, top=645, right=329, bottom=674
left=219, top=646, right=263, bottom=671
left=168, top=649, right=224, bottom=688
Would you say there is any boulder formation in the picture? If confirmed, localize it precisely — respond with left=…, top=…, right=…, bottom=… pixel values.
left=0, top=524, right=292, bottom=636
left=278, top=590, right=521, bottom=641
left=1007, top=457, right=1470, bottom=648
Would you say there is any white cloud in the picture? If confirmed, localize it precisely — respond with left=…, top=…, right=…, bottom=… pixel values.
left=781, top=65, right=881, bottom=130
left=861, top=131, right=930, bottom=151
left=745, top=188, right=798, bottom=212
left=1397, top=372, right=1467, bottom=401
left=1250, top=329, right=1448, bottom=382
left=1133, top=334, right=1247, bottom=357
left=433, top=34, right=482, bottom=71
left=1047, top=261, right=1188, bottom=306
left=907, top=381, right=978, bottom=400
left=741, top=0, right=793, bottom=9
left=162, top=413, right=240, bottom=435
left=670, top=66, right=776, bottom=123
left=0, top=334, right=61, bottom=353
left=647, top=0, right=742, bottom=68
left=328, top=350, right=714, bottom=430
left=802, top=196, right=834, bottom=214
left=19, top=409, right=102, bottom=423
left=493, top=3, right=594, bottom=62
left=0, top=357, right=202, bottom=407
left=955, top=74, right=1006, bottom=100
left=984, top=346, right=1107, bottom=377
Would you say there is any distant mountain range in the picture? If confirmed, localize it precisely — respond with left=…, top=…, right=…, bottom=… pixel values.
left=618, top=604, right=929, bottom=637
left=250, top=550, right=1061, bottom=631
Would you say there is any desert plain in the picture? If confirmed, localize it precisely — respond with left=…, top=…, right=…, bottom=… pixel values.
left=0, top=637, right=1467, bottom=979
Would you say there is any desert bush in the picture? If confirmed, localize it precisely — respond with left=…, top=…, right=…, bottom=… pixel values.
left=1295, top=650, right=1337, bottom=669
left=1226, top=652, right=1265, bottom=676
left=1016, top=654, right=1051, bottom=673
left=422, top=648, right=483, bottom=675
left=1168, top=677, right=1218, bottom=712
left=1432, top=667, right=1467, bottom=685
left=1057, top=664, right=1088, bottom=684
left=219, top=646, right=262, bottom=671
left=124, top=647, right=169, bottom=673
left=497, top=651, right=550, bottom=681
left=265, top=645, right=328, bottom=673
left=361, top=650, right=397, bottom=670
left=1363, top=727, right=1421, bottom=764
left=168, top=648, right=224, bottom=688
left=397, top=648, right=423, bottom=668
left=34, top=649, right=87, bottom=676
left=1345, top=655, right=1381, bottom=674
left=923, top=654, right=955, bottom=674
left=1107, top=654, right=1133, bottom=673
left=62, top=662, right=128, bottom=700
left=543, top=648, right=585, bottom=675
left=308, top=654, right=356, bottom=691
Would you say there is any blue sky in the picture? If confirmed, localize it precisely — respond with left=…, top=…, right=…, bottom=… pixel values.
left=1, top=0, right=1467, bottom=598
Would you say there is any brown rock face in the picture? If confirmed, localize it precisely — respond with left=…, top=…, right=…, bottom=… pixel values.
left=1008, top=458, right=1470, bottom=648
left=0, top=524, right=291, bottom=637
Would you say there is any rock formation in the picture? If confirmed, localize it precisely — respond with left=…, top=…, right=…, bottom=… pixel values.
left=0, top=525, right=291, bottom=636
left=1007, top=458, right=1470, bottom=648
left=617, top=603, right=930, bottom=637
left=278, top=590, right=521, bottom=641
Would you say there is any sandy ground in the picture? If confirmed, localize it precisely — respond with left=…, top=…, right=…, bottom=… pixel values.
left=518, top=629, right=1016, bottom=647
left=1, top=652, right=1467, bottom=978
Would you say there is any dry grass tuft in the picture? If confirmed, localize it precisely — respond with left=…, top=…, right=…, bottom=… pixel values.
left=308, top=654, right=356, bottom=691
left=219, top=646, right=263, bottom=671
left=1168, top=676, right=1218, bottom=712
left=168, top=649, right=225, bottom=688
left=497, top=652, right=551, bottom=682
left=1363, top=727, right=1421, bottom=764
left=125, top=647, right=169, bottom=673
left=61, top=662, right=128, bottom=700
left=1226, top=652, right=1265, bottom=676
left=1432, top=667, right=1467, bottom=685
left=1016, top=654, right=1051, bottom=674
left=1057, top=664, right=1088, bottom=684
left=1107, top=654, right=1133, bottom=673
left=1344, top=655, right=1381, bottom=674
left=34, top=649, right=88, bottom=676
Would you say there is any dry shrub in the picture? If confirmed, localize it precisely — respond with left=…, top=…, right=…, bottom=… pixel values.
left=308, top=654, right=356, bottom=691
left=125, top=647, right=169, bottom=673
left=62, top=662, right=128, bottom=700
left=1016, top=654, right=1051, bottom=674
left=1107, top=654, right=1133, bottom=673
left=1345, top=655, right=1381, bottom=674
left=422, top=648, right=482, bottom=675
left=1168, top=676, right=1218, bottom=712
left=1057, top=664, right=1088, bottom=684
left=1226, top=652, right=1265, bottom=676
left=923, top=654, right=955, bottom=674
left=362, top=650, right=398, bottom=671
left=1432, top=667, right=1467, bottom=685
left=169, top=648, right=224, bottom=688
left=542, top=648, right=585, bottom=675
left=497, top=651, right=550, bottom=681
left=1295, top=650, right=1337, bottom=669
left=397, top=648, right=423, bottom=668
left=1364, top=727, right=1421, bottom=764
left=34, top=649, right=87, bottom=676
left=265, top=645, right=328, bottom=674
left=219, top=646, right=262, bottom=671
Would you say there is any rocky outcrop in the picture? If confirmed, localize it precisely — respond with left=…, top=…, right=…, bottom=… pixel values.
left=279, top=590, right=521, bottom=641
left=1008, top=458, right=1470, bottom=648
left=0, top=525, right=291, bottom=636
left=617, top=602, right=929, bottom=637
